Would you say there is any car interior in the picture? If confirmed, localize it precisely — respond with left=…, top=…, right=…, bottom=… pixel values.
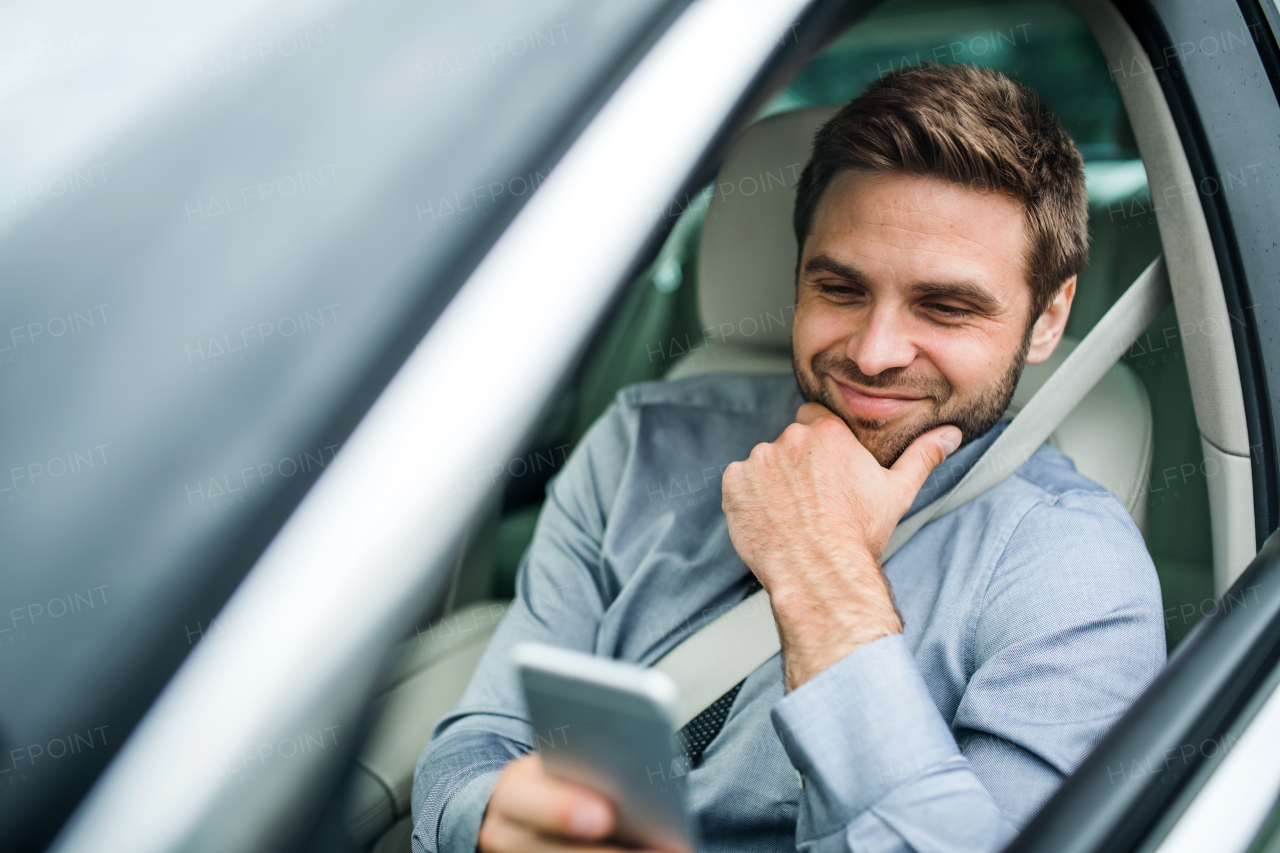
left=340, top=0, right=1256, bottom=849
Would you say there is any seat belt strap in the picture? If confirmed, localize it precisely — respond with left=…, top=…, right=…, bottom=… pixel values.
left=654, top=256, right=1171, bottom=728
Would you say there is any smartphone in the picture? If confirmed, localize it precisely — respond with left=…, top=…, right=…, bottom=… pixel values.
left=513, top=642, right=698, bottom=853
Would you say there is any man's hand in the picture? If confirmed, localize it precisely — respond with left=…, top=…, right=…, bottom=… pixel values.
left=478, top=754, right=669, bottom=853
left=721, top=402, right=961, bottom=691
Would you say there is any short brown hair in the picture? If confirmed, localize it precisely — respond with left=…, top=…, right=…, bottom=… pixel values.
left=793, top=63, right=1089, bottom=319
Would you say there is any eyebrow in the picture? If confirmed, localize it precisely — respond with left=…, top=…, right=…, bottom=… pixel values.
left=802, top=252, right=1003, bottom=315
left=910, top=281, right=1003, bottom=315
left=802, top=253, right=869, bottom=285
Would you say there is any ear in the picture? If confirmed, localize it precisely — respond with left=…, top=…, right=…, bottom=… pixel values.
left=1025, top=276, right=1076, bottom=365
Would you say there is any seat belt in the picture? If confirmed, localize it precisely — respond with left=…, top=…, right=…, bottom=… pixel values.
left=654, top=256, right=1172, bottom=728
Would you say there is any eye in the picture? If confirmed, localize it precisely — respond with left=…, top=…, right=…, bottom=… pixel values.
left=923, top=301, right=973, bottom=320
left=816, top=282, right=864, bottom=301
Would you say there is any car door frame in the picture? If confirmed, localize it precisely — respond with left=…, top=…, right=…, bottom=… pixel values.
left=1010, top=1, right=1280, bottom=846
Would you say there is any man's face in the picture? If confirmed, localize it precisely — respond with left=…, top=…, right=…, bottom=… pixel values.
left=792, top=169, right=1045, bottom=467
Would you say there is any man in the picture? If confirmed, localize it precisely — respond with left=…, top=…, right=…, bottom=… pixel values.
left=412, top=63, right=1164, bottom=853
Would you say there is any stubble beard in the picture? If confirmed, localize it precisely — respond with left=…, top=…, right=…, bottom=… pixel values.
left=792, top=330, right=1032, bottom=468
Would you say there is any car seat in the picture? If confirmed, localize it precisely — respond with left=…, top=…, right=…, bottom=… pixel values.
left=668, top=106, right=1154, bottom=532
left=345, top=105, right=1160, bottom=853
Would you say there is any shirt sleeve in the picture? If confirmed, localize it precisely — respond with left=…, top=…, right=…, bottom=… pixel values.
left=769, top=493, right=1166, bottom=853
left=410, top=396, right=636, bottom=853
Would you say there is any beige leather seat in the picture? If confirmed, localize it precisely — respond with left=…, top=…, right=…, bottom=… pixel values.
left=344, top=600, right=509, bottom=850
left=347, top=107, right=1158, bottom=853
left=669, top=106, right=1153, bottom=532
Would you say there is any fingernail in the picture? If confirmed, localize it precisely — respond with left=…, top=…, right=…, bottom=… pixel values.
left=570, top=802, right=609, bottom=836
left=939, top=428, right=962, bottom=456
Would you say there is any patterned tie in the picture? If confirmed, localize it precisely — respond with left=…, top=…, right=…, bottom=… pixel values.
left=671, top=576, right=763, bottom=768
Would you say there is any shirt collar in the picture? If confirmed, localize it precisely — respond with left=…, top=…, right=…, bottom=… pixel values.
left=904, top=419, right=1012, bottom=518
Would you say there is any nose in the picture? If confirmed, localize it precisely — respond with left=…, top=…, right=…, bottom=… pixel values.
left=844, top=303, right=918, bottom=376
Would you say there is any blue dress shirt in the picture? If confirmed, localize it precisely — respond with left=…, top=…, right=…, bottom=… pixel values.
left=411, top=372, right=1166, bottom=853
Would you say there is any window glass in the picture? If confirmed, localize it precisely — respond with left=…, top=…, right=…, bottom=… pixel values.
left=0, top=0, right=686, bottom=846
left=762, top=0, right=1137, bottom=159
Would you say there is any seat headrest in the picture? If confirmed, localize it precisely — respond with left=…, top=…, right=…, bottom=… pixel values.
left=696, top=106, right=839, bottom=351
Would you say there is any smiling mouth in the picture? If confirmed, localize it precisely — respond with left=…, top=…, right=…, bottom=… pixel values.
left=831, top=378, right=928, bottom=421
